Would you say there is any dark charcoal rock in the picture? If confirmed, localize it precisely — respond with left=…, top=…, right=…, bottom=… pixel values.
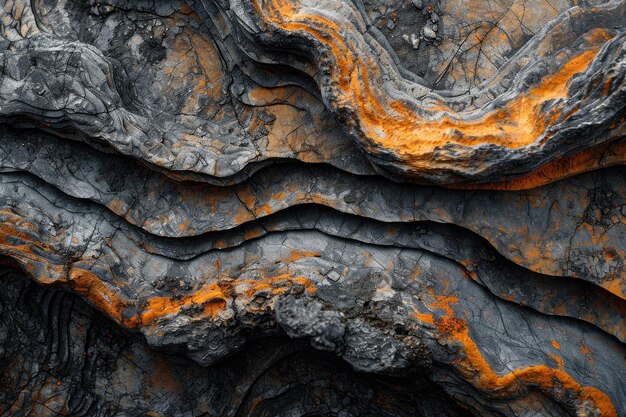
left=0, top=1, right=624, bottom=416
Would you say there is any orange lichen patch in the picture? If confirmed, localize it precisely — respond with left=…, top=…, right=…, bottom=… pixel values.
left=411, top=291, right=617, bottom=416
left=422, top=285, right=460, bottom=315
left=411, top=311, right=435, bottom=325
left=285, top=249, right=321, bottom=263
left=376, top=46, right=603, bottom=153
left=603, top=277, right=625, bottom=300
left=450, top=319, right=615, bottom=415
left=177, top=219, right=192, bottom=232
left=204, top=297, right=228, bottom=316
left=579, top=346, right=594, bottom=364
left=0, top=221, right=55, bottom=253
left=552, top=340, right=561, bottom=350
left=243, top=226, right=265, bottom=241
left=412, top=288, right=460, bottom=326
left=107, top=199, right=128, bottom=216
left=181, top=32, right=225, bottom=115
left=449, top=140, right=626, bottom=190
left=253, top=202, right=273, bottom=217
left=272, top=191, right=286, bottom=201
left=68, top=266, right=129, bottom=324
left=239, top=275, right=316, bottom=298
left=233, top=208, right=253, bottom=226
left=138, top=274, right=316, bottom=326
left=0, top=209, right=319, bottom=328
left=252, top=1, right=617, bottom=172
left=235, top=187, right=258, bottom=210
left=140, top=281, right=228, bottom=325
left=0, top=214, right=68, bottom=283
left=257, top=0, right=356, bottom=87
left=469, top=345, right=614, bottom=414
left=547, top=352, right=565, bottom=368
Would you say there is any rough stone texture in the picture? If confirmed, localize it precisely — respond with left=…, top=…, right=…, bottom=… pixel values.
left=0, top=1, right=624, bottom=416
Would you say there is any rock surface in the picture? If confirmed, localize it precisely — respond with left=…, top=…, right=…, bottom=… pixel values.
left=0, top=1, right=624, bottom=416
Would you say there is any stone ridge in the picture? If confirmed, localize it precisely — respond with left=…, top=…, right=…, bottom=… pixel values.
left=242, top=0, right=626, bottom=182
left=0, top=1, right=624, bottom=416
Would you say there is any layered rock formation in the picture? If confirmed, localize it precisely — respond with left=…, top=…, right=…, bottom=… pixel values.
left=0, top=1, right=624, bottom=416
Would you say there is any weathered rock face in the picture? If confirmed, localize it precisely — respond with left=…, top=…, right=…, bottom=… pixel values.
left=0, top=1, right=624, bottom=416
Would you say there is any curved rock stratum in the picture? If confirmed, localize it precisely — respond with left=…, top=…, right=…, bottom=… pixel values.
left=0, top=1, right=624, bottom=416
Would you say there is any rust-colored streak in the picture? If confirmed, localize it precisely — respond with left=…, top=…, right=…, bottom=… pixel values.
left=382, top=47, right=602, bottom=151
left=69, top=266, right=129, bottom=324
left=0, top=208, right=318, bottom=329
left=140, top=281, right=228, bottom=325
left=453, top=325, right=615, bottom=416
left=413, top=293, right=618, bottom=416
left=285, top=250, right=321, bottom=263
left=251, top=0, right=623, bottom=173
left=450, top=139, right=626, bottom=190
left=137, top=275, right=316, bottom=327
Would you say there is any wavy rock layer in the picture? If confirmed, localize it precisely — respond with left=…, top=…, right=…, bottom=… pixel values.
left=0, top=1, right=624, bottom=416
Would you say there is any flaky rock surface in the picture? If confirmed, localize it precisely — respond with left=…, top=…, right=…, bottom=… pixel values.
left=0, top=1, right=624, bottom=416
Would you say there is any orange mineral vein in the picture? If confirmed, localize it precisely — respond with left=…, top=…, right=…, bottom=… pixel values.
left=251, top=0, right=624, bottom=171
left=413, top=292, right=618, bottom=417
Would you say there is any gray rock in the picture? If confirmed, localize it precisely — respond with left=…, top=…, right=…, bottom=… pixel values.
left=0, top=1, right=624, bottom=416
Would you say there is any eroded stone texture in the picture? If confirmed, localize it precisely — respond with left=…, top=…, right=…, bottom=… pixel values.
left=1, top=267, right=471, bottom=416
left=0, top=1, right=624, bottom=416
